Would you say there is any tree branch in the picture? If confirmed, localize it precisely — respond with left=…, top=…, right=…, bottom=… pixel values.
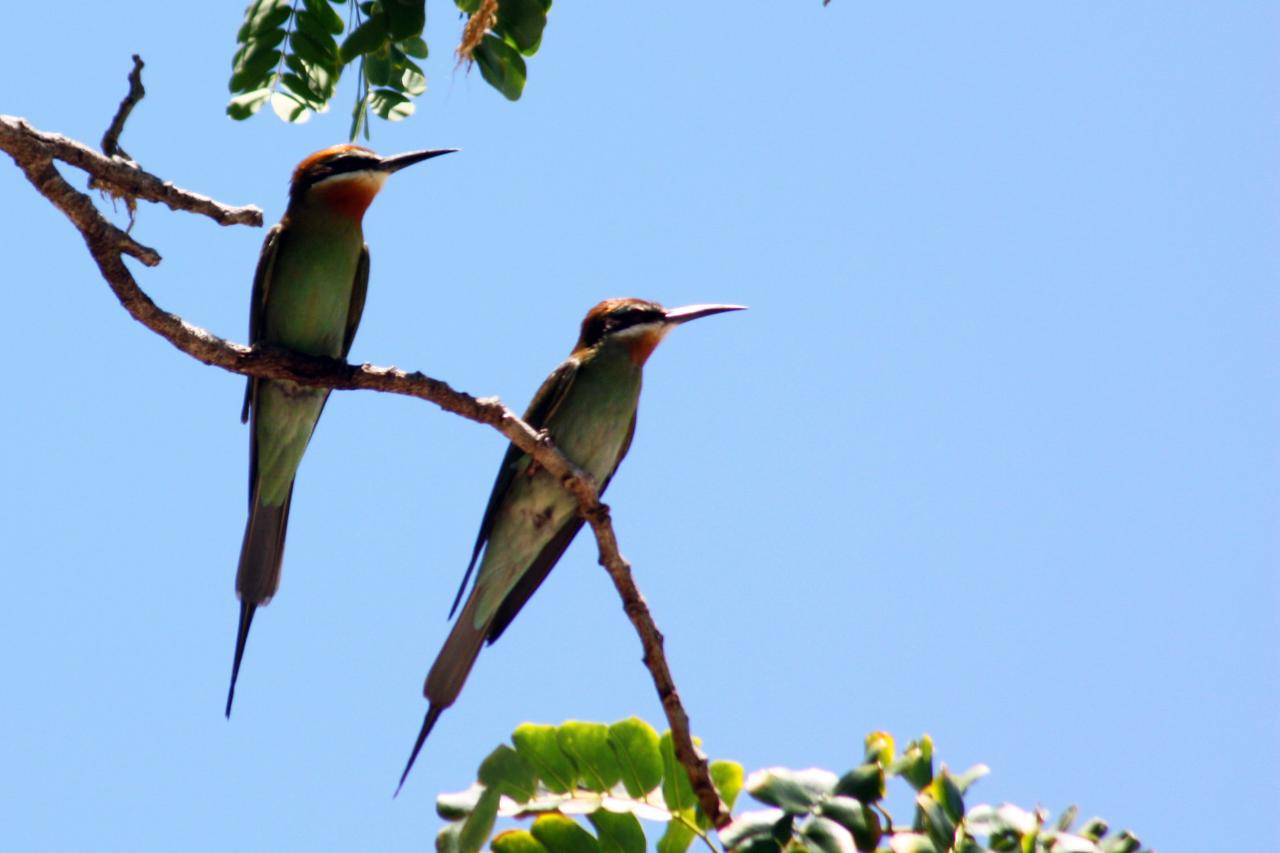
left=100, top=54, right=145, bottom=161
left=0, top=116, right=261, bottom=227
left=0, top=60, right=727, bottom=831
left=570, top=496, right=731, bottom=828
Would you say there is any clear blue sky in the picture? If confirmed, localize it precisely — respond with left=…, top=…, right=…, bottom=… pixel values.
left=1, top=2, right=1275, bottom=850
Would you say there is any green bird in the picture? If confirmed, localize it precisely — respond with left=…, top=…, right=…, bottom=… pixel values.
left=397, top=298, right=745, bottom=791
left=228, top=143, right=455, bottom=717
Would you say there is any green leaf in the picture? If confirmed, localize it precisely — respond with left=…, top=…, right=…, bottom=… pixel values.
left=398, top=35, right=429, bottom=58
left=834, top=763, right=885, bottom=804
left=887, top=833, right=938, bottom=853
left=436, top=822, right=463, bottom=853
left=227, top=87, right=273, bottom=119
left=491, top=830, right=549, bottom=853
left=587, top=810, right=646, bottom=853
left=1099, top=832, right=1142, bottom=853
left=891, top=737, right=934, bottom=792
left=365, top=50, right=393, bottom=86
left=303, top=0, right=344, bottom=33
left=1078, top=818, right=1109, bottom=842
left=398, top=56, right=427, bottom=95
left=457, top=787, right=501, bottom=853
left=513, top=723, right=577, bottom=794
left=799, top=816, right=856, bottom=853
left=744, top=767, right=837, bottom=814
left=455, top=0, right=481, bottom=12
left=384, top=0, right=425, bottom=39
left=270, top=90, right=311, bottom=123
left=964, top=804, right=1036, bottom=838
left=863, top=731, right=895, bottom=766
left=340, top=12, right=389, bottom=61
left=719, top=809, right=787, bottom=849
left=349, top=90, right=369, bottom=140
left=237, top=0, right=292, bottom=41
left=437, top=784, right=484, bottom=820
left=230, top=41, right=283, bottom=92
left=655, top=819, right=695, bottom=853
left=608, top=718, right=663, bottom=798
left=558, top=722, right=622, bottom=792
left=235, top=24, right=288, bottom=56
left=530, top=814, right=601, bottom=853
left=710, top=760, right=744, bottom=812
left=494, top=0, right=548, bottom=55
left=232, top=26, right=287, bottom=65
left=953, top=764, right=989, bottom=795
left=659, top=732, right=696, bottom=814
left=915, top=792, right=956, bottom=852
left=988, top=831, right=1021, bottom=853
left=293, top=8, right=336, bottom=48
left=731, top=840, right=782, bottom=853
left=928, top=769, right=965, bottom=823
left=474, top=33, right=526, bottom=101
left=818, top=796, right=881, bottom=852
left=1046, top=832, right=1103, bottom=853
left=479, top=744, right=538, bottom=802
left=291, top=29, right=339, bottom=72
left=283, top=53, right=336, bottom=99
left=280, top=72, right=324, bottom=108
left=372, top=88, right=415, bottom=122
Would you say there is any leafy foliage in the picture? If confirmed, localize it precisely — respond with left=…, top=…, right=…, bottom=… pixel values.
left=436, top=718, right=741, bottom=853
left=227, top=0, right=551, bottom=137
left=435, top=724, right=1153, bottom=853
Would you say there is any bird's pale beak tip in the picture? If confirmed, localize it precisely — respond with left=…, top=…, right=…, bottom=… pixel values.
left=383, top=148, right=460, bottom=172
left=664, top=303, right=749, bottom=324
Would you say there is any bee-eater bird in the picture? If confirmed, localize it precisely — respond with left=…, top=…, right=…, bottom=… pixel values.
left=396, top=298, right=745, bottom=791
left=227, top=143, right=456, bottom=718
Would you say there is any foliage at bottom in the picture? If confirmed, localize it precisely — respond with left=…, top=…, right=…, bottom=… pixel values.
left=435, top=720, right=1152, bottom=853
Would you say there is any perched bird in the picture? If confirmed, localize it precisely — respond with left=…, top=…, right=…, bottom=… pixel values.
left=228, top=143, right=456, bottom=717
left=397, top=298, right=745, bottom=791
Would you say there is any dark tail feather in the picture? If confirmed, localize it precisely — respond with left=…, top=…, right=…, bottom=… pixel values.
left=395, top=598, right=490, bottom=793
left=426, top=596, right=489, bottom=710
left=227, top=493, right=292, bottom=716
left=395, top=705, right=445, bottom=796
left=226, top=602, right=256, bottom=717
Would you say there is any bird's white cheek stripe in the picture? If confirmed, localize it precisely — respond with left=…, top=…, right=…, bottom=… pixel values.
left=314, top=170, right=389, bottom=193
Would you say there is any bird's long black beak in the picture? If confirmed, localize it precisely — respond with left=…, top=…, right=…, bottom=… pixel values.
left=664, top=303, right=748, bottom=325
left=380, top=148, right=458, bottom=173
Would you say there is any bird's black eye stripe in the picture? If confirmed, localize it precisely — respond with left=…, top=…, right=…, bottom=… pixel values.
left=319, top=153, right=379, bottom=179
left=291, top=152, right=381, bottom=201
left=580, top=304, right=664, bottom=347
left=608, top=307, right=664, bottom=333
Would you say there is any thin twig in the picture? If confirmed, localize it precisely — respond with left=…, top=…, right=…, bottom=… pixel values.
left=567, top=494, right=730, bottom=828
left=0, top=117, right=261, bottom=227
left=0, top=58, right=726, bottom=831
left=101, top=54, right=145, bottom=160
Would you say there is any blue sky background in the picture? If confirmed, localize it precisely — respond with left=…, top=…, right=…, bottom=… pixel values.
left=1, top=2, right=1276, bottom=850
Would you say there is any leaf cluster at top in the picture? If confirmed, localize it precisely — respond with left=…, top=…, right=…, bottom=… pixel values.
left=227, top=0, right=551, bottom=138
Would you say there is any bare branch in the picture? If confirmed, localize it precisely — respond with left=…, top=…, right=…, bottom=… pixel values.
left=0, top=116, right=261, bottom=227
left=101, top=54, right=145, bottom=160
left=570, top=497, right=731, bottom=828
left=0, top=60, right=724, bottom=830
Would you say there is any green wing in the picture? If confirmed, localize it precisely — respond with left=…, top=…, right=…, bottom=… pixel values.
left=240, top=223, right=284, bottom=425
left=447, top=356, right=581, bottom=618
left=486, top=410, right=637, bottom=642
left=341, top=245, right=370, bottom=359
